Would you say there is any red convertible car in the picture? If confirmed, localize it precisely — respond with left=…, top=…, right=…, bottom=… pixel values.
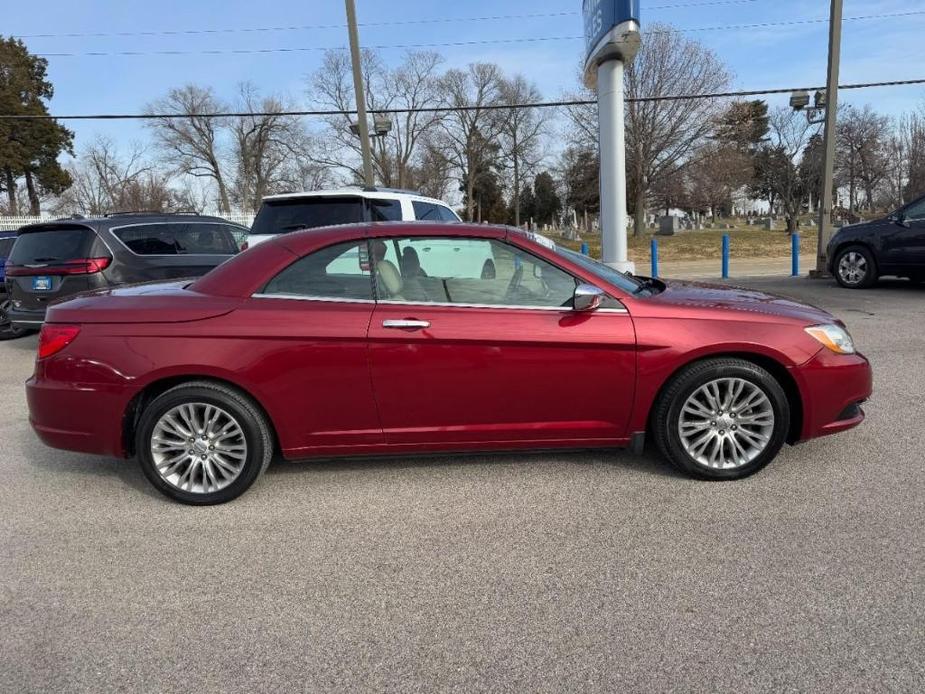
left=27, top=223, right=872, bottom=504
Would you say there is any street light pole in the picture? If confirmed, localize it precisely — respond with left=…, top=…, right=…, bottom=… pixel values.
left=344, top=0, right=374, bottom=187
left=814, top=0, right=843, bottom=275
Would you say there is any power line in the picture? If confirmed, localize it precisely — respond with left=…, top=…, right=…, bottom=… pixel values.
left=2, top=78, right=923, bottom=121
left=30, top=10, right=925, bottom=57
left=12, top=1, right=763, bottom=40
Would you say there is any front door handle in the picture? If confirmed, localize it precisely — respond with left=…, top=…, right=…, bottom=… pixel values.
left=382, top=319, right=431, bottom=330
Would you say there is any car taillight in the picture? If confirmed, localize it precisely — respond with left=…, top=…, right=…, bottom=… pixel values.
left=6, top=256, right=112, bottom=276
left=37, top=324, right=81, bottom=359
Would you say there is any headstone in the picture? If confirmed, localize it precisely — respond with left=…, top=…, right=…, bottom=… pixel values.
left=657, top=215, right=681, bottom=236
left=763, top=218, right=779, bottom=231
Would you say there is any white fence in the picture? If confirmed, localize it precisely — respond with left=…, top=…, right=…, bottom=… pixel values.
left=0, top=214, right=255, bottom=231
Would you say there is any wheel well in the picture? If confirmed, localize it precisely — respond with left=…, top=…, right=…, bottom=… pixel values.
left=122, top=376, right=279, bottom=457
left=648, top=353, right=804, bottom=444
left=831, top=241, right=877, bottom=270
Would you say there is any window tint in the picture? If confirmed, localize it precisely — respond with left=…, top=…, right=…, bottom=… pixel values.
left=371, top=237, right=576, bottom=307
left=370, top=198, right=403, bottom=221
left=903, top=197, right=925, bottom=220
left=412, top=201, right=458, bottom=222
left=0, top=237, right=15, bottom=257
left=113, top=223, right=238, bottom=255
left=251, top=197, right=365, bottom=236
left=9, top=226, right=93, bottom=264
left=262, top=241, right=373, bottom=301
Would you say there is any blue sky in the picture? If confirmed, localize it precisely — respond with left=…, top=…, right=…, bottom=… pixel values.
left=5, top=0, right=925, bottom=151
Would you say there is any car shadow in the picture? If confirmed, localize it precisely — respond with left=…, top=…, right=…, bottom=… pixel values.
left=266, top=447, right=687, bottom=481
left=3, top=331, right=39, bottom=352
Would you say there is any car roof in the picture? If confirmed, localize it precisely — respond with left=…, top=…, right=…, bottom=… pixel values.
left=262, top=187, right=453, bottom=206
left=16, top=213, right=248, bottom=234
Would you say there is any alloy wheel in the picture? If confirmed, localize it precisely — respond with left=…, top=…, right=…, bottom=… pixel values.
left=150, top=403, right=248, bottom=494
left=677, top=377, right=775, bottom=469
left=837, top=251, right=868, bottom=286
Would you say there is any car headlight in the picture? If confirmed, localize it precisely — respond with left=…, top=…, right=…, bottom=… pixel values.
left=805, top=324, right=856, bottom=354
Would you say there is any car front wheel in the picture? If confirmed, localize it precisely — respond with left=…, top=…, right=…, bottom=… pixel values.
left=653, top=359, right=790, bottom=480
left=834, top=245, right=877, bottom=288
left=136, top=381, right=273, bottom=505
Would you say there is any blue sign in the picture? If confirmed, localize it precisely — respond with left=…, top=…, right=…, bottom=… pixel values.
left=583, top=0, right=640, bottom=60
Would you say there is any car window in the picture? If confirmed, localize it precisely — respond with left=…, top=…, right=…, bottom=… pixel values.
left=411, top=201, right=458, bottom=222
left=903, top=197, right=925, bottom=220
left=113, top=223, right=238, bottom=255
left=437, top=205, right=459, bottom=222
left=261, top=240, right=373, bottom=301
left=371, top=237, right=577, bottom=308
left=0, top=237, right=15, bottom=257
left=370, top=198, right=403, bottom=221
left=9, top=226, right=94, bottom=264
left=251, top=197, right=365, bottom=235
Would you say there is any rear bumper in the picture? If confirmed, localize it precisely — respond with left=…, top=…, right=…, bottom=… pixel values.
left=793, top=350, right=873, bottom=441
left=8, top=305, right=47, bottom=328
left=26, top=375, right=130, bottom=458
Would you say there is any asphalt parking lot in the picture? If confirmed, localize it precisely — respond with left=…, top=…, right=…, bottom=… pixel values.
left=1, top=276, right=923, bottom=693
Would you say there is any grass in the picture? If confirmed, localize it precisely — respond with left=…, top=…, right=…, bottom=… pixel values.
left=548, top=222, right=820, bottom=263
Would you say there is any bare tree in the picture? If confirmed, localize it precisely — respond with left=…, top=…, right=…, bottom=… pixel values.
left=497, top=75, right=548, bottom=225
left=145, top=85, right=233, bottom=213
left=625, top=25, right=731, bottom=235
left=54, top=137, right=178, bottom=215
left=836, top=105, right=891, bottom=213
left=230, top=83, right=325, bottom=212
left=311, top=49, right=444, bottom=188
left=436, top=63, right=504, bottom=221
left=760, top=107, right=820, bottom=232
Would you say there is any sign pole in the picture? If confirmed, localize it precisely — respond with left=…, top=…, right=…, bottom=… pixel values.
left=582, top=1, right=640, bottom=273
left=597, top=58, right=631, bottom=272
left=345, top=0, right=375, bottom=188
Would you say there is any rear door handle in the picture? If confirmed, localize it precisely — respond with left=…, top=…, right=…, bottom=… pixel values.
left=382, top=319, right=431, bottom=330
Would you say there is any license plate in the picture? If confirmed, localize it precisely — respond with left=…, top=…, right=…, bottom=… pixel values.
left=32, top=276, right=52, bottom=291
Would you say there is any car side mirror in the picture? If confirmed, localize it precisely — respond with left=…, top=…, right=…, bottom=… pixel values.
left=573, top=283, right=605, bottom=312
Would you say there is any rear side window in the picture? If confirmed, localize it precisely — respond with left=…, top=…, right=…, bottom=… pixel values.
left=261, top=241, right=373, bottom=301
left=251, top=198, right=365, bottom=236
left=370, top=198, right=402, bottom=221
left=113, top=223, right=238, bottom=255
left=0, top=237, right=15, bottom=257
left=412, top=201, right=458, bottom=222
left=9, top=226, right=94, bottom=264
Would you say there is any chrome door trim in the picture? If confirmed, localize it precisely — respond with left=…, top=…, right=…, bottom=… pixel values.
left=251, top=293, right=375, bottom=304
left=382, top=319, right=431, bottom=329
left=376, top=299, right=628, bottom=313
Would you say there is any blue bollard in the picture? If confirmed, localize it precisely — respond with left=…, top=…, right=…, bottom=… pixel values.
left=722, top=234, right=730, bottom=279
left=650, top=238, right=659, bottom=277
left=580, top=242, right=589, bottom=256
left=791, top=233, right=800, bottom=276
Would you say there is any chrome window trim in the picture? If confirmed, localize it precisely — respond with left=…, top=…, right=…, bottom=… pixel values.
left=377, top=299, right=628, bottom=313
left=251, top=293, right=375, bottom=304
left=107, top=221, right=244, bottom=258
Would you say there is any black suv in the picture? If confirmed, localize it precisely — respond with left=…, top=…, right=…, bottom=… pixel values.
left=5, top=212, right=245, bottom=330
left=827, top=194, right=925, bottom=288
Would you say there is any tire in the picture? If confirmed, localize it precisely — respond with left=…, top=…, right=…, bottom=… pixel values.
left=136, top=381, right=273, bottom=505
left=0, top=297, right=28, bottom=341
left=652, top=358, right=790, bottom=480
left=834, top=245, right=877, bottom=289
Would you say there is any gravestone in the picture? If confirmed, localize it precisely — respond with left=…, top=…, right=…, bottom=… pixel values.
left=657, top=215, right=681, bottom=236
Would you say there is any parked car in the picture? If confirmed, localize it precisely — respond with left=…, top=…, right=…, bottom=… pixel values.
left=827, top=193, right=925, bottom=288
left=5, top=212, right=246, bottom=330
left=27, top=223, right=872, bottom=504
left=246, top=187, right=460, bottom=247
left=0, top=231, right=26, bottom=340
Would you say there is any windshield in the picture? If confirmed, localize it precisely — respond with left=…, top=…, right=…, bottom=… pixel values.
left=554, top=245, right=646, bottom=294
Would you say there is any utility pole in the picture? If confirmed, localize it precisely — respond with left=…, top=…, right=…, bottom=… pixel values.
left=814, top=0, right=843, bottom=276
left=344, top=0, right=374, bottom=187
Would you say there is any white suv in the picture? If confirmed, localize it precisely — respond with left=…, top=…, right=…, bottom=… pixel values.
left=246, top=187, right=460, bottom=247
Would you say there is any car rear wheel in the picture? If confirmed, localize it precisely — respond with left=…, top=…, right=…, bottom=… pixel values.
left=653, top=359, right=790, bottom=480
left=136, top=381, right=273, bottom=505
left=0, top=298, right=28, bottom=340
left=834, top=245, right=877, bottom=288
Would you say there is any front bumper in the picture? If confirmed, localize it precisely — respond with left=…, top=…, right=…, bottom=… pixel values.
left=792, top=349, right=872, bottom=441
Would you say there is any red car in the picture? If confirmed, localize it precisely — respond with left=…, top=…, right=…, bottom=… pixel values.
left=27, top=223, right=872, bottom=504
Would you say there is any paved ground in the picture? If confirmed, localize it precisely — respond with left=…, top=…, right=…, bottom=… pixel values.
left=657, top=256, right=795, bottom=279
left=1, top=276, right=923, bottom=693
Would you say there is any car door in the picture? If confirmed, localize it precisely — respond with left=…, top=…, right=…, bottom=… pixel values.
left=239, top=239, right=384, bottom=455
left=882, top=197, right=925, bottom=271
left=367, top=234, right=637, bottom=447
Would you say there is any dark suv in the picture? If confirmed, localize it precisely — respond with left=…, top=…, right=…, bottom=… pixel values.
left=5, top=213, right=245, bottom=330
left=826, top=193, right=925, bottom=288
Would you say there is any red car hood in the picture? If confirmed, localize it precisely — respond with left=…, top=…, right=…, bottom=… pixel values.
left=648, top=280, right=836, bottom=325
left=45, top=281, right=238, bottom=324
